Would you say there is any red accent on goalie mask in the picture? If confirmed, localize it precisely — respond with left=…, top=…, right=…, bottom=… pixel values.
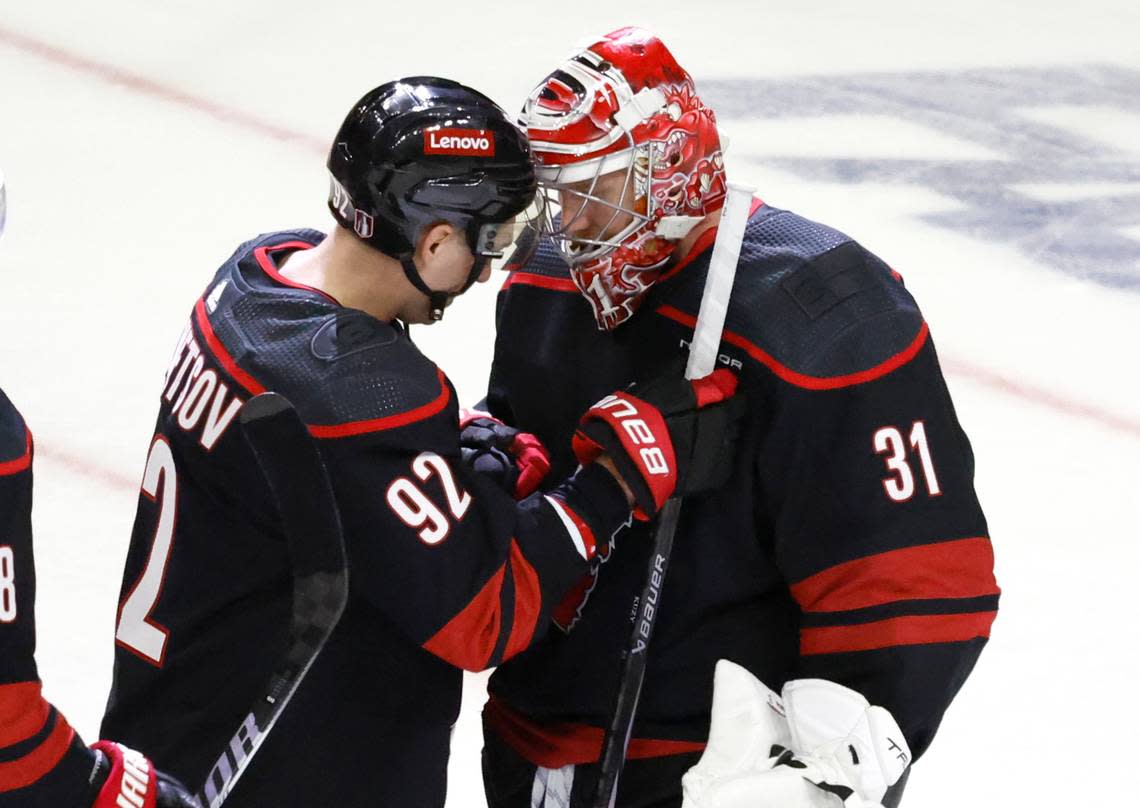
left=569, top=225, right=672, bottom=330
left=520, top=27, right=727, bottom=330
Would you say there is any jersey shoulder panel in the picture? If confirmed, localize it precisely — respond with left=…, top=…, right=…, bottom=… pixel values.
left=0, top=387, right=30, bottom=468
left=710, top=206, right=925, bottom=385
left=197, top=232, right=450, bottom=433
left=498, top=232, right=582, bottom=300
left=505, top=231, right=572, bottom=281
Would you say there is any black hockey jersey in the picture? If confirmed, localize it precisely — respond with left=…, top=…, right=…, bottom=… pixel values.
left=483, top=203, right=999, bottom=772
left=0, top=389, right=96, bottom=807
left=100, top=230, right=631, bottom=807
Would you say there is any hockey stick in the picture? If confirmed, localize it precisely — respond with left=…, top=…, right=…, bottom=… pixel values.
left=591, top=181, right=756, bottom=808
left=195, top=393, right=349, bottom=808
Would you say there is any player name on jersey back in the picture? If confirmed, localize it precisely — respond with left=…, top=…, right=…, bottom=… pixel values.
left=160, top=320, right=244, bottom=450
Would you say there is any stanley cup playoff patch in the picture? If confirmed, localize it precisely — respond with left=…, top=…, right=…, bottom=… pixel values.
left=423, top=128, right=496, bottom=157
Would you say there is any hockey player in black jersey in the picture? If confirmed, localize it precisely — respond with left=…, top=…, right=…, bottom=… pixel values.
left=478, top=28, right=999, bottom=808
left=98, top=78, right=742, bottom=807
left=0, top=177, right=196, bottom=808
left=0, top=388, right=198, bottom=808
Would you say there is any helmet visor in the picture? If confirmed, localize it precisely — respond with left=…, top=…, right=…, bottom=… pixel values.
left=474, top=193, right=547, bottom=260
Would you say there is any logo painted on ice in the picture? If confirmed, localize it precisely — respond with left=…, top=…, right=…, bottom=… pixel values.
left=424, top=128, right=495, bottom=156
left=702, top=66, right=1140, bottom=291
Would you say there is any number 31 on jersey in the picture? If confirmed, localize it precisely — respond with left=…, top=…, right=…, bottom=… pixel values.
left=874, top=420, right=942, bottom=502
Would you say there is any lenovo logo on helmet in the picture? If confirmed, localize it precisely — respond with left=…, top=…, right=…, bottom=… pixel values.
left=424, top=128, right=495, bottom=157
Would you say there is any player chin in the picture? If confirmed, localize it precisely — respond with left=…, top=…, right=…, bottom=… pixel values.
left=399, top=230, right=496, bottom=324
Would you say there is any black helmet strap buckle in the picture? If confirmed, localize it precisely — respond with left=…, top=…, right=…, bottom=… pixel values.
left=399, top=253, right=486, bottom=322
left=400, top=254, right=448, bottom=321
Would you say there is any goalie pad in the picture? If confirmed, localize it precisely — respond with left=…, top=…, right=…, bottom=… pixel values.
left=681, top=662, right=911, bottom=808
left=783, top=679, right=911, bottom=803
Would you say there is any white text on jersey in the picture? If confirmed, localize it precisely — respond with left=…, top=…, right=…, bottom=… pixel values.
left=162, top=322, right=244, bottom=451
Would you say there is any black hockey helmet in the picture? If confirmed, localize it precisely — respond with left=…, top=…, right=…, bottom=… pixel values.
left=327, top=77, right=539, bottom=318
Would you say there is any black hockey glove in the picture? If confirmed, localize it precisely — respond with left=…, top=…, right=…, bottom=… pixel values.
left=572, top=362, right=744, bottom=520
left=88, top=740, right=198, bottom=808
left=459, top=410, right=551, bottom=499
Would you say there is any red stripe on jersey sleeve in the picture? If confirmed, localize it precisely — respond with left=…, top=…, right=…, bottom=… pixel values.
left=308, top=369, right=452, bottom=438
left=800, top=611, right=997, bottom=656
left=500, top=272, right=580, bottom=293
left=422, top=565, right=505, bottom=672
left=0, top=683, right=50, bottom=747
left=503, top=541, right=541, bottom=661
left=789, top=537, right=999, bottom=613
left=194, top=298, right=267, bottom=396
left=655, top=306, right=930, bottom=391
left=0, top=428, right=32, bottom=476
left=0, top=684, right=76, bottom=792
left=484, top=695, right=705, bottom=768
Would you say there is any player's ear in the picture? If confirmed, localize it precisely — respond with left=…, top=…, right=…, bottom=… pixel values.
left=417, top=222, right=457, bottom=265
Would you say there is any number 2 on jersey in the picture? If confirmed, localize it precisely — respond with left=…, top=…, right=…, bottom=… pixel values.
left=874, top=421, right=942, bottom=502
left=0, top=546, right=16, bottom=623
left=116, top=436, right=178, bottom=665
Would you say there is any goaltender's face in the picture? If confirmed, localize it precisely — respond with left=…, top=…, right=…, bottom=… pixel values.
left=556, top=168, right=647, bottom=259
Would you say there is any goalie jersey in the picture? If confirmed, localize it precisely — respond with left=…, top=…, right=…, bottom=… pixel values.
left=483, top=203, right=999, bottom=776
left=100, top=230, right=631, bottom=807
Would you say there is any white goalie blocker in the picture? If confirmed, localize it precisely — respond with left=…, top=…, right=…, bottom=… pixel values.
left=682, top=661, right=912, bottom=808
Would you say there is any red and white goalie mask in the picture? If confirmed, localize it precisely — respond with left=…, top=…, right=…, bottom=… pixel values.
left=520, top=27, right=727, bottom=330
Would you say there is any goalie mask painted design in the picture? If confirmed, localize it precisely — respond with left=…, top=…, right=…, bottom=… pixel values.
left=520, top=27, right=727, bottom=329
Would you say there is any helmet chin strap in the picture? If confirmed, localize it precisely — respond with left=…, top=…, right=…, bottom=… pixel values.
left=399, top=253, right=488, bottom=322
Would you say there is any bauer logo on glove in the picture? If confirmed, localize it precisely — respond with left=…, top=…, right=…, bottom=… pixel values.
left=572, top=361, right=744, bottom=519
left=579, top=393, right=674, bottom=476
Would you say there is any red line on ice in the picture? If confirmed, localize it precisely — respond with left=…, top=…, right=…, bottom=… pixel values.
left=33, top=443, right=139, bottom=493
left=0, top=25, right=326, bottom=154
left=941, top=358, right=1140, bottom=439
